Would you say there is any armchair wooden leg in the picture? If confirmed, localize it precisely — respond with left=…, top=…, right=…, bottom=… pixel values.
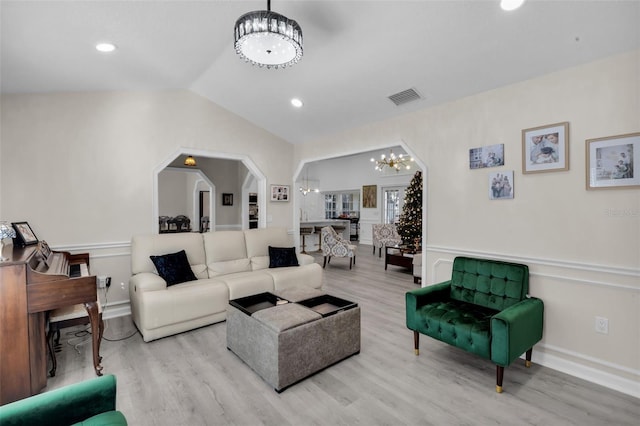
left=353, top=255, right=356, bottom=265
left=413, top=331, right=419, bottom=355
left=349, top=258, right=352, bottom=269
left=372, top=245, right=375, bottom=255
left=323, top=256, right=327, bottom=268
left=496, top=366, right=504, bottom=393
left=525, top=348, right=533, bottom=368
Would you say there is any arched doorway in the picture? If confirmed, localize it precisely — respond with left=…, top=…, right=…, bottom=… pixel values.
left=153, top=148, right=267, bottom=233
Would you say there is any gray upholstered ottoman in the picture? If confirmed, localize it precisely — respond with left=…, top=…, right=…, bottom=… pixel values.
left=226, top=290, right=360, bottom=392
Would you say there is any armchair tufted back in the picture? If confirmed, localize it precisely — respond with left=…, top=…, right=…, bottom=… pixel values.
left=449, top=257, right=529, bottom=311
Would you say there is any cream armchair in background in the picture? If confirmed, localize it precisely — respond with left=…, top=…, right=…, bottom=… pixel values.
left=321, top=226, right=357, bottom=269
left=372, top=224, right=402, bottom=257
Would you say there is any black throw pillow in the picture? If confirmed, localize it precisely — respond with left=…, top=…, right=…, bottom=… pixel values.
left=150, top=249, right=197, bottom=286
left=268, top=246, right=299, bottom=268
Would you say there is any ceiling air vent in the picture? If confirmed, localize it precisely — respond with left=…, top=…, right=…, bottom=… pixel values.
left=388, top=88, right=422, bottom=106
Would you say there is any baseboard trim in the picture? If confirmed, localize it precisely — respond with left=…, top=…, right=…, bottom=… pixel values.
left=531, top=347, right=640, bottom=399
left=102, top=300, right=131, bottom=320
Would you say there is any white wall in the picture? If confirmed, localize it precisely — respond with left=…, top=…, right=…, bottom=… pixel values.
left=294, top=51, right=640, bottom=396
left=0, top=90, right=294, bottom=314
left=158, top=168, right=190, bottom=219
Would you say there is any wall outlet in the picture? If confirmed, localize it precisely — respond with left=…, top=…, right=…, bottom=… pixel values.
left=97, top=276, right=111, bottom=289
left=595, top=316, right=609, bottom=334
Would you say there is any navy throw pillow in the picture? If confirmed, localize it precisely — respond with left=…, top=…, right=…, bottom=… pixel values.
left=268, top=246, right=299, bottom=268
left=150, top=249, right=197, bottom=286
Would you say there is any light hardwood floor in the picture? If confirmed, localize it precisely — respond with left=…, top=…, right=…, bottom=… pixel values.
left=48, top=244, right=639, bottom=425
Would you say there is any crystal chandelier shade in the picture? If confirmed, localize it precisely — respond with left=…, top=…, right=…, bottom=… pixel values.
left=371, top=150, right=414, bottom=172
left=234, top=1, right=303, bottom=69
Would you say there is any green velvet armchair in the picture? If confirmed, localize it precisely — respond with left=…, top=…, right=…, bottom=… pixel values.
left=0, top=375, right=127, bottom=426
left=406, top=257, right=544, bottom=393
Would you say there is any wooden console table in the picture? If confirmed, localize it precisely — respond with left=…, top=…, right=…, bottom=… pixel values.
left=385, top=245, right=419, bottom=271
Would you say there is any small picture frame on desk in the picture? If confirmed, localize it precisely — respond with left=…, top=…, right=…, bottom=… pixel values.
left=12, top=221, right=38, bottom=247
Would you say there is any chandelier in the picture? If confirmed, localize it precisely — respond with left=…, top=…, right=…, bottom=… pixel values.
left=299, top=170, right=319, bottom=196
left=371, top=150, right=414, bottom=172
left=234, top=0, right=303, bottom=69
left=184, top=156, right=197, bottom=167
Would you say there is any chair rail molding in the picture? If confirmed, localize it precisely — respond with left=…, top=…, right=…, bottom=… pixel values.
left=426, top=245, right=639, bottom=281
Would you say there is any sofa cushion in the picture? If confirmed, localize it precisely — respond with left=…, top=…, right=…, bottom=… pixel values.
left=267, top=263, right=323, bottom=291
left=245, top=227, right=294, bottom=270
left=150, top=250, right=197, bottom=286
left=415, top=299, right=496, bottom=359
left=268, top=246, right=299, bottom=268
left=214, top=271, right=274, bottom=300
left=203, top=231, right=251, bottom=277
left=131, top=233, right=207, bottom=279
left=140, top=279, right=229, bottom=330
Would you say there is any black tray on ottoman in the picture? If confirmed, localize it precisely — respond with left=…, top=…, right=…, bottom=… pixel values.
left=297, top=295, right=357, bottom=317
left=229, top=292, right=289, bottom=316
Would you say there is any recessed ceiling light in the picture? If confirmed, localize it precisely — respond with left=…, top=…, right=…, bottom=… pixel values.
left=291, top=98, right=303, bottom=108
left=95, top=42, right=117, bottom=53
left=500, top=0, right=525, bottom=11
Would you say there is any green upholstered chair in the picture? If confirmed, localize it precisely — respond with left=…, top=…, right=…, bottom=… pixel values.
left=406, top=257, right=544, bottom=393
left=0, top=374, right=127, bottom=426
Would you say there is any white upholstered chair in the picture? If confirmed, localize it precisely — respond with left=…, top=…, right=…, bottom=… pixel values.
left=321, top=226, right=357, bottom=269
left=372, top=224, right=402, bottom=257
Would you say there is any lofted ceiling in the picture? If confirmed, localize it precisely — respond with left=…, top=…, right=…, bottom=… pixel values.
left=2, top=1, right=639, bottom=145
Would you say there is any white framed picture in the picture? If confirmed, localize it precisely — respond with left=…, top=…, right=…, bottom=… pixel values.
left=270, top=185, right=290, bottom=202
left=489, top=171, right=514, bottom=200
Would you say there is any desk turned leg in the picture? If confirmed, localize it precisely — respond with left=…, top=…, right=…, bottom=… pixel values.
left=83, top=301, right=104, bottom=376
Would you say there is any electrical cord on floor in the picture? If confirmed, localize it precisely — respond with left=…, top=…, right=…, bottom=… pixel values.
left=100, top=284, right=139, bottom=342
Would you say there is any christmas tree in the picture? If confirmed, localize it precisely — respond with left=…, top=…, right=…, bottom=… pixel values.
left=397, top=170, right=423, bottom=248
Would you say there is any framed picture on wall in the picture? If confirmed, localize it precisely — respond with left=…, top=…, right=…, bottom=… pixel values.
left=362, top=185, right=377, bottom=208
left=469, top=144, right=504, bottom=169
left=11, top=221, right=38, bottom=247
left=270, top=185, right=289, bottom=202
left=222, top=193, right=233, bottom=206
left=489, top=171, right=514, bottom=200
left=586, top=132, right=640, bottom=190
left=522, top=122, right=569, bottom=174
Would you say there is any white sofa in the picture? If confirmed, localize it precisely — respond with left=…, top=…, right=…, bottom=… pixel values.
left=129, top=227, right=322, bottom=342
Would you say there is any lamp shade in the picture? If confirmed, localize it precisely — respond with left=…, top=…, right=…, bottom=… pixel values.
left=234, top=4, right=303, bottom=69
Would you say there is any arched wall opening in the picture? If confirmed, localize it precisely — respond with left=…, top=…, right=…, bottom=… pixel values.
left=293, top=141, right=428, bottom=280
left=153, top=147, right=267, bottom=233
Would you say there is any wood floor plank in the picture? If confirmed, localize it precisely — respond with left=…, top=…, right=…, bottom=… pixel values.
left=45, top=244, right=639, bottom=425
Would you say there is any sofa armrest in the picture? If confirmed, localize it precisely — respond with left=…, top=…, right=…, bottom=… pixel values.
left=130, top=272, right=167, bottom=293
left=0, top=375, right=120, bottom=426
left=490, top=297, right=544, bottom=367
left=405, top=281, right=451, bottom=330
